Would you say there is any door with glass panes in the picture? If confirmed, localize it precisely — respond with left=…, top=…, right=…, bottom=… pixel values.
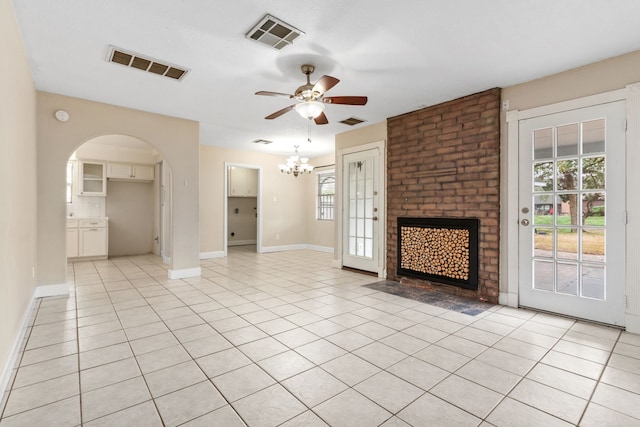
left=518, top=101, right=625, bottom=326
left=342, top=149, right=380, bottom=273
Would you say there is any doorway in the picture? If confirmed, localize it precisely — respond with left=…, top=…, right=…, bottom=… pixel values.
left=340, top=143, right=385, bottom=275
left=517, top=101, right=626, bottom=325
left=224, top=163, right=262, bottom=254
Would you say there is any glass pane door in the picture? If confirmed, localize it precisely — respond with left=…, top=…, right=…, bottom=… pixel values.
left=518, top=101, right=625, bottom=326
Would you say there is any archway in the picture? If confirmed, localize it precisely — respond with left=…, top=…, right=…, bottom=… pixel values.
left=65, top=134, right=172, bottom=263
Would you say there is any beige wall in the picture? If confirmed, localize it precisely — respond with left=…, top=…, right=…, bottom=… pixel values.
left=200, top=145, right=315, bottom=254
left=106, top=181, right=155, bottom=257
left=0, top=0, right=37, bottom=388
left=37, top=92, right=199, bottom=284
left=502, top=50, right=640, bottom=112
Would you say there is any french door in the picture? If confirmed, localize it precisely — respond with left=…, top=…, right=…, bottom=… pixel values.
left=342, top=148, right=381, bottom=273
left=518, top=101, right=626, bottom=325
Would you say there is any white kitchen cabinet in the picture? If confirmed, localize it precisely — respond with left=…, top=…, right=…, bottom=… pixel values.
left=79, top=227, right=108, bottom=257
left=67, top=218, right=108, bottom=259
left=107, top=162, right=155, bottom=181
left=228, top=167, right=258, bottom=197
left=79, top=161, right=106, bottom=196
left=66, top=219, right=79, bottom=258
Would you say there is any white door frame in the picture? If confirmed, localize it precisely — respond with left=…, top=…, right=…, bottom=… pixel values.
left=503, top=83, right=640, bottom=332
left=336, top=140, right=386, bottom=277
left=223, top=162, right=263, bottom=256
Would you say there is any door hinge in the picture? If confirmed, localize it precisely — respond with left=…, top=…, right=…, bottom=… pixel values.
left=625, top=211, right=629, bottom=225
left=625, top=294, right=628, bottom=309
left=625, top=119, right=628, bottom=132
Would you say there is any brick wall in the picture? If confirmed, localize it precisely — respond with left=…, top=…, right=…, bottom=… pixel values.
left=386, top=88, right=501, bottom=303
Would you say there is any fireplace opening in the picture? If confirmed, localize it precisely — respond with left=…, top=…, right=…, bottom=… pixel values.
left=397, top=217, right=479, bottom=290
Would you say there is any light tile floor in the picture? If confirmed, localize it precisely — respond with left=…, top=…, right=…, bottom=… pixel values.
left=1, top=246, right=639, bottom=426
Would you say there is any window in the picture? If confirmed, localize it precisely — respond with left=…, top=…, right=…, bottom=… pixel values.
left=66, top=161, right=74, bottom=204
left=317, top=172, right=335, bottom=220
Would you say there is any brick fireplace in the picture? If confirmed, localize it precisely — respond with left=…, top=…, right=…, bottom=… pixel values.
left=386, top=88, right=501, bottom=303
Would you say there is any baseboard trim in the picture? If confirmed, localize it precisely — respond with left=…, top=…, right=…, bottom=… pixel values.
left=499, top=291, right=518, bottom=307
left=168, top=267, right=202, bottom=280
left=34, top=283, right=69, bottom=298
left=626, top=313, right=640, bottom=334
left=261, top=244, right=307, bottom=253
left=199, top=251, right=225, bottom=260
left=0, top=292, right=38, bottom=400
left=305, top=245, right=334, bottom=254
left=227, top=240, right=257, bottom=247
left=261, top=244, right=335, bottom=254
left=162, top=256, right=171, bottom=265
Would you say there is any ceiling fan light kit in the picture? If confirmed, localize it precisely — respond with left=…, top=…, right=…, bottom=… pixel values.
left=295, top=100, right=325, bottom=119
left=256, top=64, right=367, bottom=125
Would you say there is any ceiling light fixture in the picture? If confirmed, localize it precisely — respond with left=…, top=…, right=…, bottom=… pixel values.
left=294, top=100, right=325, bottom=120
left=279, top=145, right=313, bottom=177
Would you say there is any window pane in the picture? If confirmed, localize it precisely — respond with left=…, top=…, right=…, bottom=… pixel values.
left=533, top=128, right=553, bottom=160
left=582, top=119, right=605, bottom=154
left=533, top=162, right=553, bottom=192
left=582, top=264, right=605, bottom=299
left=533, top=260, right=554, bottom=291
left=557, top=263, right=578, bottom=295
left=557, top=159, right=578, bottom=191
left=582, top=157, right=605, bottom=190
left=557, top=123, right=579, bottom=157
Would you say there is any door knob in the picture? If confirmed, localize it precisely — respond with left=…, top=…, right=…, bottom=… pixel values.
left=521, top=219, right=530, bottom=226
left=373, top=216, right=378, bottom=221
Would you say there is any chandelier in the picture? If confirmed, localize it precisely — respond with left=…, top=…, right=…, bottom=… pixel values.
left=279, top=145, right=314, bottom=177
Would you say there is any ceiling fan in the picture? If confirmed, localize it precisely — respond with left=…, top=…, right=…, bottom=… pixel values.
left=255, top=64, right=368, bottom=125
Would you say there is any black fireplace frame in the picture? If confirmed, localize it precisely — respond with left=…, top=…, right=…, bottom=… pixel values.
left=397, top=217, right=479, bottom=290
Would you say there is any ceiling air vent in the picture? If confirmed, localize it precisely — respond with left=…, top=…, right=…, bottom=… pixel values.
left=245, top=14, right=304, bottom=50
left=253, top=139, right=273, bottom=145
left=339, top=117, right=366, bottom=126
left=108, top=46, right=189, bottom=81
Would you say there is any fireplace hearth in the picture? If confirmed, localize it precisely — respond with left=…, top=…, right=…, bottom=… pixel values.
left=397, top=217, right=479, bottom=290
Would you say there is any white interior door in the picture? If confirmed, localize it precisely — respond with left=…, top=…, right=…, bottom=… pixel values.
left=518, top=101, right=626, bottom=326
left=342, top=148, right=381, bottom=273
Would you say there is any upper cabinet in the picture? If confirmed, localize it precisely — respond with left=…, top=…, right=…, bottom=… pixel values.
left=79, top=161, right=106, bottom=196
left=107, top=162, right=155, bottom=181
left=228, top=167, right=258, bottom=197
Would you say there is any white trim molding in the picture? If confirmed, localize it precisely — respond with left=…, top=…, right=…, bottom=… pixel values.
left=199, top=251, right=225, bottom=260
left=168, top=267, right=201, bottom=280
left=34, top=283, right=69, bottom=298
left=625, top=82, right=640, bottom=334
left=0, top=293, right=38, bottom=401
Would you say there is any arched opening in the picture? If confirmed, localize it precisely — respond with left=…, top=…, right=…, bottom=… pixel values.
left=65, top=134, right=172, bottom=263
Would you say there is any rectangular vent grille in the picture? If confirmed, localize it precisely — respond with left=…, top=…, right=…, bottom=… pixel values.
left=246, top=14, right=304, bottom=50
left=108, top=46, right=189, bottom=81
left=253, top=139, right=273, bottom=145
left=339, top=117, right=366, bottom=126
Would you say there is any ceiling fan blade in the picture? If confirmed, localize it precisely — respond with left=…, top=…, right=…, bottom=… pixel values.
left=313, top=75, right=340, bottom=94
left=265, top=105, right=295, bottom=120
left=323, top=96, right=368, bottom=105
left=314, top=111, right=329, bottom=125
left=255, top=91, right=294, bottom=98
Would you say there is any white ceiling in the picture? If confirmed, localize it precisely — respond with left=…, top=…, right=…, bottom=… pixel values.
left=13, top=0, right=640, bottom=157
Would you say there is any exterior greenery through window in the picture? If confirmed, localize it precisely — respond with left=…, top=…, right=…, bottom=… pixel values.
left=318, top=172, right=335, bottom=220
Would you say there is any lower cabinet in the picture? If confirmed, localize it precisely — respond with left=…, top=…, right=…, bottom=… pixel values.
left=67, top=218, right=108, bottom=259
left=67, top=228, right=79, bottom=258
left=80, top=227, right=108, bottom=257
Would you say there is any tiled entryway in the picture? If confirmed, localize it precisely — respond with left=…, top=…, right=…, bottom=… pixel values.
left=1, top=247, right=639, bottom=426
